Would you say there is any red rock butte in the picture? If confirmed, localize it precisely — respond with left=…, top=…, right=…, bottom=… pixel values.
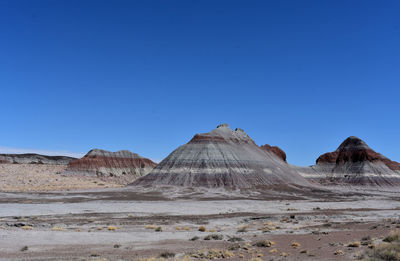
left=131, top=124, right=311, bottom=188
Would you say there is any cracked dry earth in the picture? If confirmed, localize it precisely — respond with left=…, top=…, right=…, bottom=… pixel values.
left=0, top=188, right=400, bottom=261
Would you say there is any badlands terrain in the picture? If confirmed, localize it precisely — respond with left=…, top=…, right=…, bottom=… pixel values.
left=0, top=124, right=399, bottom=261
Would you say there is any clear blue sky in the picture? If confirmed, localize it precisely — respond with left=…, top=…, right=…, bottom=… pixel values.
left=0, top=0, right=399, bottom=165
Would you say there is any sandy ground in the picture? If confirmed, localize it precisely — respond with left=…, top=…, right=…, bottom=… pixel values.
left=0, top=164, right=121, bottom=192
left=0, top=186, right=400, bottom=261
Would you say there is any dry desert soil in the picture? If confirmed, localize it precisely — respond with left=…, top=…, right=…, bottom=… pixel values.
left=0, top=165, right=400, bottom=261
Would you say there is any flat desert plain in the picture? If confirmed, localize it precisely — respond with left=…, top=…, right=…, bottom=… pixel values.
left=0, top=185, right=399, bottom=261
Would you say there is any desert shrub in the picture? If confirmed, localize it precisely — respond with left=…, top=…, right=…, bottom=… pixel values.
left=237, top=225, right=248, bottom=233
left=228, top=244, right=240, bottom=250
left=369, top=243, right=400, bottom=261
left=291, top=241, right=301, bottom=248
left=254, top=240, right=274, bottom=247
left=348, top=241, right=361, bottom=247
left=145, top=225, right=158, bottom=229
left=383, top=231, right=400, bottom=243
left=20, top=246, right=28, bottom=252
left=228, top=237, right=244, bottom=242
left=198, top=226, right=206, bottom=232
left=107, top=226, right=117, bottom=231
left=159, top=251, right=175, bottom=258
left=155, top=226, right=162, bottom=232
left=204, top=234, right=223, bottom=240
left=190, top=236, right=199, bottom=241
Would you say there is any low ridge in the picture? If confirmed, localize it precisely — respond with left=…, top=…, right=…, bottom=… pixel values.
left=0, top=153, right=75, bottom=165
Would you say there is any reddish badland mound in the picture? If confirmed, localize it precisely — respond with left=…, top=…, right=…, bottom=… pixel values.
left=65, top=149, right=156, bottom=184
left=260, top=144, right=287, bottom=162
left=132, top=124, right=311, bottom=188
left=298, top=136, right=400, bottom=186
left=316, top=136, right=400, bottom=171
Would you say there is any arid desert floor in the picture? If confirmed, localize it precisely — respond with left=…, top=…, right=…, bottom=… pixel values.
left=0, top=186, right=400, bottom=261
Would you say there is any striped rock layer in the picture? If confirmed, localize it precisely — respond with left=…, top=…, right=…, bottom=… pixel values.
left=132, top=124, right=311, bottom=188
left=0, top=153, right=75, bottom=165
left=65, top=149, right=156, bottom=184
left=298, top=136, right=400, bottom=186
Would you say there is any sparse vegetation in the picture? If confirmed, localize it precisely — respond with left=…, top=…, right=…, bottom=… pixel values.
left=51, top=226, right=65, bottom=231
left=291, top=241, right=301, bottom=248
left=348, top=241, right=361, bottom=247
left=254, top=240, right=274, bottom=247
left=204, top=234, right=223, bottom=240
left=188, top=249, right=235, bottom=259
left=22, top=225, right=33, bottom=230
left=155, top=226, right=162, bottom=232
left=383, top=230, right=400, bottom=243
left=227, top=237, right=244, bottom=242
left=20, top=246, right=28, bottom=252
left=159, top=251, right=175, bottom=258
left=334, top=249, right=344, bottom=255
left=198, top=226, right=206, bottom=232
left=237, top=224, right=248, bottom=233
left=368, top=243, right=400, bottom=261
left=269, top=248, right=278, bottom=254
left=107, top=226, right=117, bottom=231
left=364, top=230, right=400, bottom=261
left=190, top=236, right=200, bottom=241
left=146, top=225, right=158, bottom=229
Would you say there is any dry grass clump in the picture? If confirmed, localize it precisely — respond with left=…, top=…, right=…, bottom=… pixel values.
left=368, top=243, right=400, bottom=261
left=204, top=234, right=223, bottom=240
left=254, top=240, right=275, bottom=247
left=198, top=226, right=206, bottom=232
left=107, top=226, right=117, bottom=231
left=159, top=251, right=175, bottom=258
left=176, top=226, right=190, bottom=231
left=280, top=252, right=288, bottom=257
left=155, top=227, right=162, bottom=232
left=348, top=241, right=361, bottom=247
left=146, top=225, right=158, bottom=229
left=291, top=241, right=301, bottom=248
left=269, top=248, right=278, bottom=254
left=189, top=249, right=234, bottom=259
left=363, top=230, right=400, bottom=261
left=51, top=226, right=65, bottom=231
left=237, top=224, right=248, bottom=233
left=334, top=249, right=344, bottom=255
left=22, top=225, right=33, bottom=230
left=383, top=230, right=400, bottom=243
left=227, top=237, right=244, bottom=242
left=145, top=225, right=161, bottom=231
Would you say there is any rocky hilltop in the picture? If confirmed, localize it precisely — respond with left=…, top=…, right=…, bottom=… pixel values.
left=298, top=136, right=400, bottom=186
left=0, top=153, right=75, bottom=165
left=64, top=149, right=156, bottom=184
left=131, top=124, right=311, bottom=188
left=260, top=144, right=287, bottom=162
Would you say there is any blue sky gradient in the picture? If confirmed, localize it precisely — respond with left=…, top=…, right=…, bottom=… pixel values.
left=1, top=0, right=399, bottom=165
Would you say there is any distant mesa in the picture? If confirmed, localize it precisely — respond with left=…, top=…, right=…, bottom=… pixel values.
left=260, top=144, right=287, bottom=162
left=131, top=124, right=311, bottom=188
left=0, top=153, right=75, bottom=165
left=64, top=149, right=157, bottom=184
left=298, top=136, right=400, bottom=186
